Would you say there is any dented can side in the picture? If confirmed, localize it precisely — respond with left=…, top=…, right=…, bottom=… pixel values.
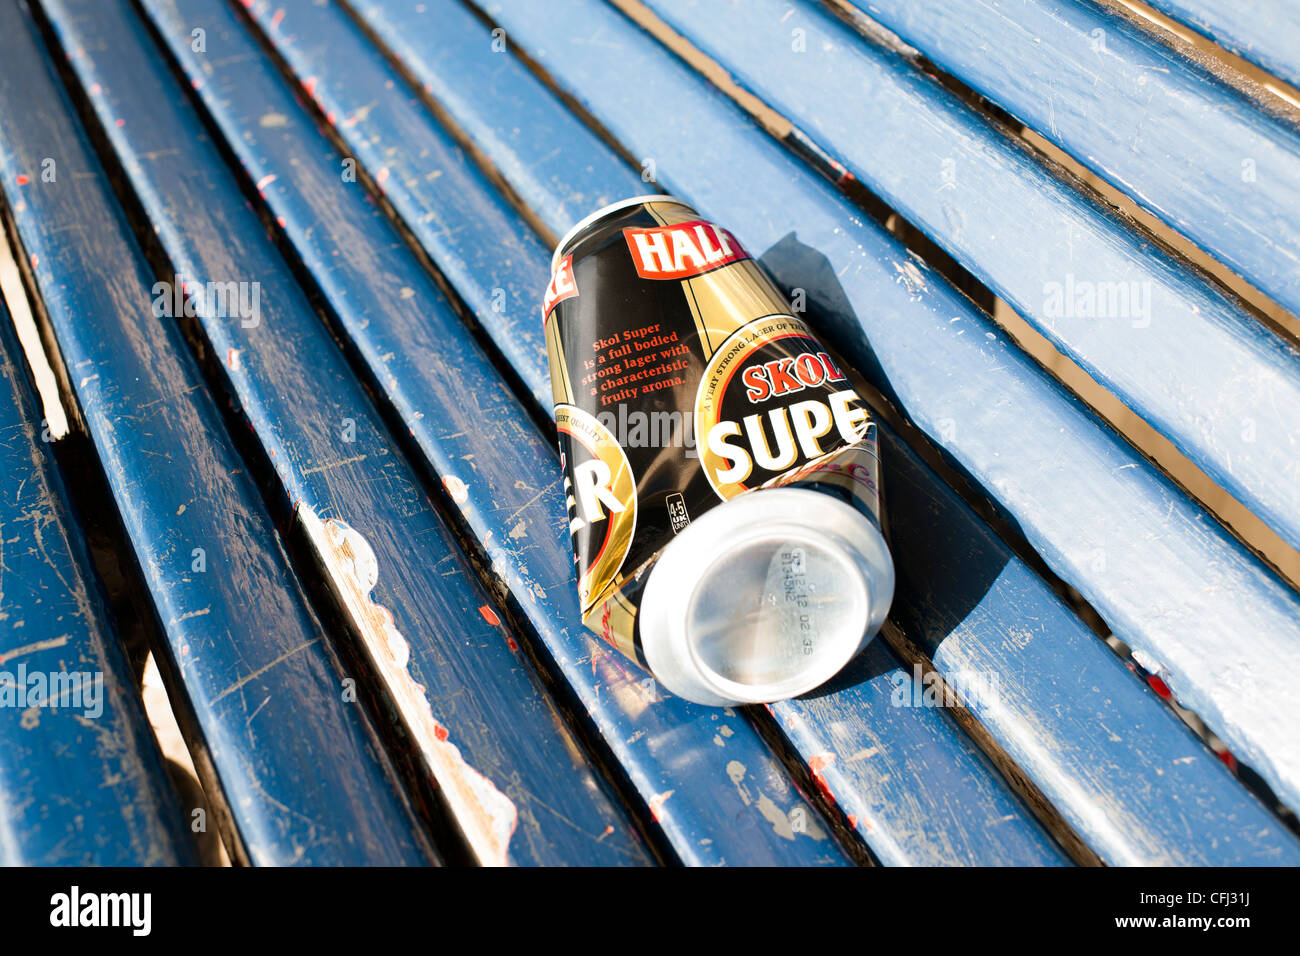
left=543, top=197, right=885, bottom=681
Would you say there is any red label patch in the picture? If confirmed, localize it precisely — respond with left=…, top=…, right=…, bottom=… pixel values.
left=623, top=219, right=749, bottom=280
left=543, top=254, right=579, bottom=320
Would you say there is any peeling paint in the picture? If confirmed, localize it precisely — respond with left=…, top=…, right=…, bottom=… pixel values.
left=648, top=789, right=674, bottom=822
left=808, top=752, right=837, bottom=804
left=297, top=504, right=517, bottom=865
left=755, top=794, right=795, bottom=840
left=442, top=475, right=468, bottom=504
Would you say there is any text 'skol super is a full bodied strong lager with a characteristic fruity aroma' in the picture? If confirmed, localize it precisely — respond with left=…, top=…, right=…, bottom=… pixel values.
left=543, top=196, right=894, bottom=705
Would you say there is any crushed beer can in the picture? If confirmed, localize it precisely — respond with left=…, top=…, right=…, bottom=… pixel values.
left=543, top=196, right=894, bottom=705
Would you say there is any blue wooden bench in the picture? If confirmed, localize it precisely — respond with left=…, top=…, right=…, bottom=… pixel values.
left=0, top=0, right=1297, bottom=866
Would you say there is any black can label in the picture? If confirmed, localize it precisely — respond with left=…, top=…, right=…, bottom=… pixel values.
left=544, top=199, right=872, bottom=663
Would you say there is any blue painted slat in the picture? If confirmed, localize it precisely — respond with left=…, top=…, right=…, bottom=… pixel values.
left=0, top=0, right=434, bottom=866
left=883, top=431, right=1300, bottom=865
left=637, top=0, right=1300, bottom=561
left=464, top=0, right=1300, bottom=819
left=846, top=0, right=1300, bottom=324
left=339, top=0, right=641, bottom=245
left=40, top=0, right=652, bottom=867
left=350, top=0, right=1300, bottom=865
left=145, top=0, right=853, bottom=866
left=261, top=0, right=1071, bottom=866
left=240, top=0, right=558, bottom=414
left=344, top=0, right=647, bottom=252
left=0, top=296, right=196, bottom=866
left=1143, top=0, right=1300, bottom=89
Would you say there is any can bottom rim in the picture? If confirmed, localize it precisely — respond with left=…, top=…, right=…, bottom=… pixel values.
left=640, top=487, right=894, bottom=706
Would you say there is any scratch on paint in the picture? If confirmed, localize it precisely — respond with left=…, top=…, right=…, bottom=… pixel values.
left=168, top=606, right=211, bottom=626
left=297, top=504, right=517, bottom=866
left=300, top=453, right=368, bottom=476
left=893, top=260, right=927, bottom=299
left=0, top=634, right=69, bottom=666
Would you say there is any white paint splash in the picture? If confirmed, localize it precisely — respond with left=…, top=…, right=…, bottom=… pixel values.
left=297, top=504, right=517, bottom=865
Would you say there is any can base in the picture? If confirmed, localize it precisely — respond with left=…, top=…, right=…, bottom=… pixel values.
left=639, top=488, right=894, bottom=706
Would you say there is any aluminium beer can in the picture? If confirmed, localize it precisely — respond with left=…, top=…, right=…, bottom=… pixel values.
left=543, top=195, right=893, bottom=705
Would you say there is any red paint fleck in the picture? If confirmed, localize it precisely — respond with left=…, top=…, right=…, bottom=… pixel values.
left=240, top=0, right=252, bottom=8
left=808, top=752, right=837, bottom=804
left=847, top=814, right=858, bottom=828
left=14, top=175, right=29, bottom=186
left=433, top=722, right=449, bottom=743
left=599, top=601, right=614, bottom=647
left=271, top=8, right=285, bottom=28
left=478, top=605, right=500, bottom=627
left=29, top=254, right=37, bottom=269
left=191, top=78, right=202, bottom=91
left=276, top=216, right=287, bottom=228
left=375, top=166, right=390, bottom=189
left=1146, top=674, right=1171, bottom=699
left=115, top=118, right=125, bottom=127
left=648, top=790, right=674, bottom=822
left=302, top=76, right=318, bottom=97
left=89, top=83, right=101, bottom=95
left=506, top=636, right=518, bottom=652
left=256, top=173, right=277, bottom=193
left=325, top=110, right=336, bottom=126
left=1218, top=749, right=1239, bottom=773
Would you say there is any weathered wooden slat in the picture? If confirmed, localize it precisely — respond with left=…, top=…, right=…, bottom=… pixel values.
left=229, top=0, right=560, bottom=415
left=636, top=0, right=1300, bottom=559
left=0, top=295, right=196, bottom=866
left=464, top=0, right=1300, bottom=818
left=1143, top=0, right=1300, bottom=89
left=350, top=0, right=1300, bottom=865
left=39, top=0, right=654, bottom=867
left=883, top=432, right=1300, bottom=865
left=143, top=0, right=854, bottom=866
left=842, top=0, right=1300, bottom=324
left=0, top=0, right=435, bottom=866
left=247, top=0, right=1076, bottom=865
